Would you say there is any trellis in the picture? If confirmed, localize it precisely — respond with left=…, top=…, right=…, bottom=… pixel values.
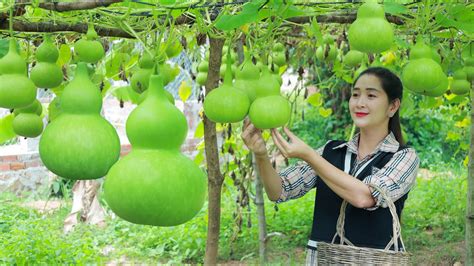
left=0, top=0, right=473, bottom=265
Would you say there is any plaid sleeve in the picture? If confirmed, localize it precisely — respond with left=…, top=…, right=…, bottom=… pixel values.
left=275, top=144, right=325, bottom=203
left=362, top=147, right=420, bottom=211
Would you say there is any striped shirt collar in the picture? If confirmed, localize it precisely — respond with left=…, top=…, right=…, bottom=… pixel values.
left=333, top=132, right=400, bottom=154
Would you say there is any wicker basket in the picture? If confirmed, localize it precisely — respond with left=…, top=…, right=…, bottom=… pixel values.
left=317, top=184, right=410, bottom=265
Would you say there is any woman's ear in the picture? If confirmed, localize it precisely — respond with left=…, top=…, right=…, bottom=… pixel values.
left=389, top=98, right=401, bottom=115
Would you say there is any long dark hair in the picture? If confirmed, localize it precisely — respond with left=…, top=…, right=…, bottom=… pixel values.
left=353, top=67, right=405, bottom=145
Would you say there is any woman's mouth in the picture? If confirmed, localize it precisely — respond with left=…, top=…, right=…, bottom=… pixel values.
left=355, top=112, right=368, bottom=117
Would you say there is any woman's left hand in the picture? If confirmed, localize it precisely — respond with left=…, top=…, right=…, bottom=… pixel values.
left=271, top=127, right=315, bottom=161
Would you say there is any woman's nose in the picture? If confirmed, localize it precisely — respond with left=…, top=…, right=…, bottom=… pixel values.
left=355, top=96, right=367, bottom=107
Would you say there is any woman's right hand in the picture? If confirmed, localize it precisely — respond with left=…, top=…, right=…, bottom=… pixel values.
left=241, top=118, right=268, bottom=157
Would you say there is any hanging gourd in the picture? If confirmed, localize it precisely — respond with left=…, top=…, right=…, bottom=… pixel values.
left=39, top=63, right=120, bottom=180
left=204, top=49, right=250, bottom=123
left=104, top=74, right=207, bottom=226
left=348, top=0, right=394, bottom=54
left=344, top=50, right=365, bottom=68
left=131, top=52, right=155, bottom=93
left=464, top=57, right=474, bottom=82
left=249, top=63, right=290, bottom=129
left=74, top=24, right=105, bottom=64
left=316, top=35, right=337, bottom=62
left=0, top=39, right=36, bottom=109
left=234, top=51, right=260, bottom=103
left=402, top=38, right=447, bottom=96
left=271, top=42, right=286, bottom=67
left=196, top=59, right=209, bottom=86
left=30, top=35, right=63, bottom=88
left=12, top=99, right=43, bottom=138
left=450, top=69, right=471, bottom=95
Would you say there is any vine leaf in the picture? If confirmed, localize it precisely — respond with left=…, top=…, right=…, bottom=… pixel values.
left=215, top=1, right=264, bottom=31
left=318, top=107, right=332, bottom=118
left=0, top=39, right=9, bottom=58
left=306, top=92, right=322, bottom=107
left=383, top=2, right=408, bottom=16
left=178, top=81, right=192, bottom=102
left=0, top=114, right=16, bottom=145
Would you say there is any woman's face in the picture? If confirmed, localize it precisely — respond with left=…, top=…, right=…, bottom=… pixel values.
left=349, top=74, right=399, bottom=130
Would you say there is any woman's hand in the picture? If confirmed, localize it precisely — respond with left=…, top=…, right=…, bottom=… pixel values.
left=241, top=118, right=268, bottom=157
left=271, top=127, right=315, bottom=161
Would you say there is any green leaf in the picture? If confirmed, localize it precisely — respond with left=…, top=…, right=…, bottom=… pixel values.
left=318, top=107, right=332, bottom=117
left=105, top=53, right=129, bottom=79
left=178, top=81, right=192, bottom=103
left=279, top=5, right=306, bottom=19
left=57, top=44, right=71, bottom=66
left=0, top=39, right=9, bottom=58
left=435, top=13, right=474, bottom=34
left=159, top=0, right=176, bottom=5
left=111, top=86, right=140, bottom=103
left=383, top=2, right=408, bottom=15
left=194, top=120, right=204, bottom=139
left=306, top=92, right=322, bottom=107
left=215, top=1, right=263, bottom=31
left=0, top=114, right=17, bottom=144
left=309, top=19, right=323, bottom=45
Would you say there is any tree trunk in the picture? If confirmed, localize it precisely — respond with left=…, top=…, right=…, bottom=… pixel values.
left=467, top=81, right=474, bottom=265
left=253, top=154, right=268, bottom=263
left=203, top=36, right=225, bottom=265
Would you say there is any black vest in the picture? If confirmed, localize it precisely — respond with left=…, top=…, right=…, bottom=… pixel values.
left=309, top=140, right=408, bottom=250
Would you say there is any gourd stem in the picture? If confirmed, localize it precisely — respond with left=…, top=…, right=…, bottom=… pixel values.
left=148, top=75, right=167, bottom=101
left=223, top=45, right=233, bottom=86
left=75, top=62, right=90, bottom=79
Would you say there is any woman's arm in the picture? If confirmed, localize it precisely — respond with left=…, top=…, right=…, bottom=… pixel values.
left=304, top=152, right=376, bottom=208
left=272, top=127, right=375, bottom=208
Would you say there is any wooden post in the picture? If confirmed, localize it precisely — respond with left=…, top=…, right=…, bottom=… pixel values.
left=203, top=36, right=224, bottom=265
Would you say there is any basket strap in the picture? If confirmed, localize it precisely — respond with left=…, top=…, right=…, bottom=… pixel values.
left=330, top=149, right=407, bottom=251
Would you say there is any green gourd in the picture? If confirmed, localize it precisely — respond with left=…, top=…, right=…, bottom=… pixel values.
left=348, top=0, right=394, bottom=53
left=196, top=72, right=207, bottom=86
left=137, top=85, right=175, bottom=105
left=131, top=52, right=155, bottom=93
left=249, top=95, right=290, bottom=129
left=39, top=63, right=120, bottom=179
left=450, top=70, right=471, bottom=95
left=104, top=74, right=207, bottom=226
left=424, top=76, right=448, bottom=97
left=74, top=24, right=105, bottom=63
left=0, top=39, right=36, bottom=109
left=204, top=52, right=250, bottom=123
left=402, top=39, right=447, bottom=96
left=198, top=60, right=209, bottom=72
left=234, top=52, right=260, bottom=103
left=255, top=68, right=281, bottom=98
left=344, top=50, right=365, bottom=67
left=316, top=35, right=337, bottom=62
left=12, top=99, right=44, bottom=138
left=30, top=35, right=63, bottom=88
left=464, top=57, right=474, bottom=82
left=127, top=76, right=186, bottom=150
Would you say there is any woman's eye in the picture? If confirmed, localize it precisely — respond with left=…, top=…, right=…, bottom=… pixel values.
left=368, top=94, right=376, bottom=98
left=352, top=93, right=359, bottom=97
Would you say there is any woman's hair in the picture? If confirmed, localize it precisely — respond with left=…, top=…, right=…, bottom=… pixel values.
left=353, top=67, right=405, bottom=145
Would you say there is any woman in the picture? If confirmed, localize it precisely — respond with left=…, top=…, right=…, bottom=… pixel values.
left=241, top=67, right=419, bottom=264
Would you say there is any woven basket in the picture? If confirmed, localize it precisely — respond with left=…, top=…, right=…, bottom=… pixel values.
left=317, top=184, right=410, bottom=265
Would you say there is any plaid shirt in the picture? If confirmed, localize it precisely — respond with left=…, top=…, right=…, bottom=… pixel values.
left=276, top=132, right=420, bottom=210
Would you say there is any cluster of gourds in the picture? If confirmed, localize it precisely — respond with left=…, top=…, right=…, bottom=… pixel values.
left=344, top=0, right=472, bottom=98
left=203, top=45, right=290, bottom=130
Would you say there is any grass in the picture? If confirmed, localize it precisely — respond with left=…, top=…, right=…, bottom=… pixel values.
left=0, top=166, right=468, bottom=265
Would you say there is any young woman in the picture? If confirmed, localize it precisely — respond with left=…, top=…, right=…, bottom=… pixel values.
left=241, top=67, right=419, bottom=264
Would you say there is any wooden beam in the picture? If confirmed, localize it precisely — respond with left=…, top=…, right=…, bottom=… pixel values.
left=0, top=20, right=134, bottom=38
left=38, top=0, right=123, bottom=12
